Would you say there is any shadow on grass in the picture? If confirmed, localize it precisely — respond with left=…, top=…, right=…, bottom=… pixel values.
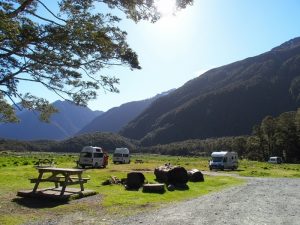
left=167, top=183, right=190, bottom=192
left=175, top=184, right=189, bottom=191
left=12, top=197, right=69, bottom=208
left=210, top=169, right=245, bottom=172
left=232, top=169, right=244, bottom=172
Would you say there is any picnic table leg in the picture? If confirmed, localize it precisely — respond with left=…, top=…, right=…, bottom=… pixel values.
left=78, top=173, right=84, bottom=191
left=48, top=172, right=59, bottom=188
left=32, top=172, right=43, bottom=193
left=60, top=174, right=68, bottom=196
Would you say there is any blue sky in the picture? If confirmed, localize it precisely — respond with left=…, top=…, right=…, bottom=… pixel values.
left=21, top=0, right=300, bottom=112
left=87, top=0, right=300, bottom=111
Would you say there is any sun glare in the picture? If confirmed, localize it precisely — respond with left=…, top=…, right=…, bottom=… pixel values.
left=155, top=0, right=176, bottom=17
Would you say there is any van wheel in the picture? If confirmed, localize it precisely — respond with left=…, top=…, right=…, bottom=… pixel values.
left=94, top=162, right=99, bottom=168
left=81, top=165, right=85, bottom=169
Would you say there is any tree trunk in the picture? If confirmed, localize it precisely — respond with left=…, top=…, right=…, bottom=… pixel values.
left=154, top=165, right=188, bottom=185
left=187, top=169, right=204, bottom=182
left=125, top=172, right=145, bottom=190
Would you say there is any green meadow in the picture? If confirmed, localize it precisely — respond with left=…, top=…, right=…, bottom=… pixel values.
left=0, top=151, right=299, bottom=225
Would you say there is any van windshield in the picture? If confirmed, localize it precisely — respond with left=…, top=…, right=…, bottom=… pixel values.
left=114, top=153, right=122, bottom=157
left=80, top=152, right=92, bottom=158
left=94, top=153, right=103, bottom=158
left=212, top=157, right=223, bottom=162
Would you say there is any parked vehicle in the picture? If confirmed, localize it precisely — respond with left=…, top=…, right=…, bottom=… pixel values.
left=113, top=147, right=130, bottom=164
left=78, top=146, right=108, bottom=168
left=209, top=151, right=238, bottom=170
left=268, top=156, right=283, bottom=164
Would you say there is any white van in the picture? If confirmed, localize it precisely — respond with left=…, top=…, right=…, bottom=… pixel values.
left=268, top=156, right=282, bottom=164
left=209, top=151, right=238, bottom=170
left=113, top=147, right=130, bottom=164
left=78, top=146, right=108, bottom=168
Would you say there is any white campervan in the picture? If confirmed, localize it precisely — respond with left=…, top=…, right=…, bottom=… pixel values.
left=209, top=151, right=238, bottom=170
left=113, top=147, right=130, bottom=164
left=78, top=146, right=108, bottom=168
left=268, top=156, right=283, bottom=164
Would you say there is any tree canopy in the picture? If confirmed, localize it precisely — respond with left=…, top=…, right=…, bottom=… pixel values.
left=0, top=0, right=193, bottom=122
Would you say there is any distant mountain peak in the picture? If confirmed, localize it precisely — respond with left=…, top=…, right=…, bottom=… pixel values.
left=77, top=90, right=175, bottom=135
left=0, top=101, right=102, bottom=140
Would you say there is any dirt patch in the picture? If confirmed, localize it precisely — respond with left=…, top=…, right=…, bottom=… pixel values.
left=69, top=193, right=103, bottom=205
left=22, top=194, right=106, bottom=225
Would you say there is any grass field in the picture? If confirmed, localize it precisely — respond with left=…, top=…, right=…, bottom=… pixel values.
left=0, top=151, right=299, bottom=225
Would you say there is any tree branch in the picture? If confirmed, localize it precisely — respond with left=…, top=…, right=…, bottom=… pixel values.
left=7, top=0, right=35, bottom=18
left=0, top=65, right=28, bottom=85
left=36, top=0, right=67, bottom=23
left=25, top=10, right=64, bottom=27
left=15, top=76, right=70, bottom=100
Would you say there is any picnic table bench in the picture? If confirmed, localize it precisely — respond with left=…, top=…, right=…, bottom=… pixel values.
left=29, top=177, right=90, bottom=187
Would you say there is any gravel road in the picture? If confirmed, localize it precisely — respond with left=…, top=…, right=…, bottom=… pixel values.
left=25, top=177, right=300, bottom=225
left=111, top=177, right=300, bottom=225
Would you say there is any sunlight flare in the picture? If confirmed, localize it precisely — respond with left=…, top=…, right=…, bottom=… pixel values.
left=155, top=0, right=176, bottom=17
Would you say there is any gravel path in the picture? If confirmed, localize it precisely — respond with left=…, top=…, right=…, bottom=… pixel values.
left=111, top=177, right=300, bottom=225
left=25, top=177, right=300, bottom=225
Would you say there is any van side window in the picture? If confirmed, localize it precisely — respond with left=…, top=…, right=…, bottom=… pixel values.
left=94, top=153, right=103, bottom=158
left=123, top=154, right=129, bottom=157
left=81, top=152, right=92, bottom=158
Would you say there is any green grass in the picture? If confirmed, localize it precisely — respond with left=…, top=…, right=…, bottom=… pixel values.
left=236, top=159, right=300, bottom=178
left=0, top=151, right=299, bottom=224
left=100, top=175, right=242, bottom=215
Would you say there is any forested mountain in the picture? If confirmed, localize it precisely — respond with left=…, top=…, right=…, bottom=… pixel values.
left=120, top=37, right=300, bottom=146
left=0, top=101, right=102, bottom=140
left=77, top=90, right=174, bottom=135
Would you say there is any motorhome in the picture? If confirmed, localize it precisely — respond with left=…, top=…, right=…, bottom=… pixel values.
left=209, top=151, right=238, bottom=170
left=268, top=156, right=283, bottom=164
left=113, top=147, right=130, bottom=164
left=78, top=146, right=108, bottom=168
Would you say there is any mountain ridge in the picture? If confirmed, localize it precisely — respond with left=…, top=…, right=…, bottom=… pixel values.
left=77, top=90, right=175, bottom=135
left=120, top=37, right=300, bottom=145
left=0, top=100, right=103, bottom=140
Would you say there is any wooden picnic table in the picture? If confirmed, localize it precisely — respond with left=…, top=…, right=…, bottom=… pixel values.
left=31, top=167, right=88, bottom=196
